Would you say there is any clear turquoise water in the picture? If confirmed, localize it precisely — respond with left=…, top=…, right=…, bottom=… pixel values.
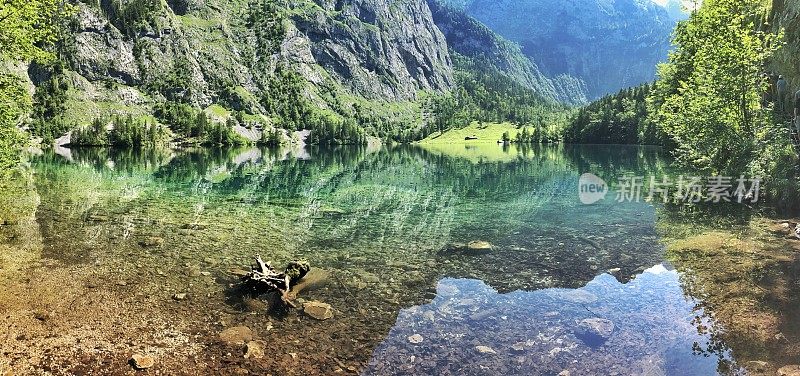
left=3, top=144, right=750, bottom=374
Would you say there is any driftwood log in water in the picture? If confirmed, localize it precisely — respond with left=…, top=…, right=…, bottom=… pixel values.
left=241, top=256, right=310, bottom=309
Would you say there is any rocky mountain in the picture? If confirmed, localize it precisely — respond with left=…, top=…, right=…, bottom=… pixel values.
left=426, top=0, right=588, bottom=105
left=43, top=0, right=455, bottom=131
left=444, top=0, right=683, bottom=100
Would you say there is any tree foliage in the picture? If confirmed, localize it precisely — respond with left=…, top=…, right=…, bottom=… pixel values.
left=564, top=85, right=662, bottom=145
left=429, top=54, right=565, bottom=140
left=72, top=116, right=170, bottom=147
left=649, top=0, right=798, bottom=205
left=649, top=0, right=779, bottom=174
left=0, top=0, right=73, bottom=174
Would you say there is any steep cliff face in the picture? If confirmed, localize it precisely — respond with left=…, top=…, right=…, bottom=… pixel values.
left=427, top=0, right=588, bottom=104
left=445, top=0, right=681, bottom=100
left=290, top=0, right=454, bottom=100
left=56, top=0, right=453, bottom=124
left=769, top=0, right=800, bottom=92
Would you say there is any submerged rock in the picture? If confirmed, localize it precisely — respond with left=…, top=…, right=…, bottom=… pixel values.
left=138, top=237, right=164, bottom=247
left=130, top=354, right=155, bottom=370
left=408, top=334, right=424, bottom=344
left=303, top=301, right=333, bottom=320
left=444, top=240, right=494, bottom=255
left=172, top=293, right=187, bottom=301
left=244, top=341, right=265, bottom=359
left=779, top=365, right=800, bottom=376
left=467, top=241, right=493, bottom=252
left=219, top=326, right=253, bottom=345
left=575, top=318, right=615, bottom=346
left=745, top=361, right=768, bottom=373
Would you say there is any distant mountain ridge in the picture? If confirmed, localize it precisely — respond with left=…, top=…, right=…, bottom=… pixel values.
left=426, top=0, right=588, bottom=105
left=444, top=0, right=684, bottom=99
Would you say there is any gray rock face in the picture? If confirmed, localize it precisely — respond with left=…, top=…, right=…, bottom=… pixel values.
left=62, top=0, right=453, bottom=115
left=290, top=0, right=454, bottom=100
left=70, top=6, right=141, bottom=85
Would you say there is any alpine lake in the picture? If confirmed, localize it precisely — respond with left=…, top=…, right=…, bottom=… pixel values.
left=1, top=143, right=798, bottom=375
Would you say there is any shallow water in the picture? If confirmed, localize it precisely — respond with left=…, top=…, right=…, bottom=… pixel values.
left=0, top=143, right=792, bottom=375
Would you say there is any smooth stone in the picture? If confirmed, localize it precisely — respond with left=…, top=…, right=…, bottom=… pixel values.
left=244, top=341, right=265, bottom=359
left=575, top=318, right=615, bottom=346
left=561, top=289, right=598, bottom=304
left=408, top=334, right=423, bottom=344
left=466, top=240, right=493, bottom=253
left=173, top=293, right=187, bottom=301
left=184, top=267, right=202, bottom=277
left=475, top=345, right=496, bottom=354
left=779, top=365, right=800, bottom=376
left=219, top=326, right=253, bottom=345
left=229, top=268, right=250, bottom=277
left=130, top=354, right=155, bottom=370
left=303, top=301, right=333, bottom=320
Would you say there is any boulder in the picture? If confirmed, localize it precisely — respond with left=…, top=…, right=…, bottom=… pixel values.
left=574, top=318, right=614, bottom=346
left=303, top=301, right=333, bottom=320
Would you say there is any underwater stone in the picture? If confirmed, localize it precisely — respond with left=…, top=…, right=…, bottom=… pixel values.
left=219, top=326, right=253, bottom=345
left=130, top=354, right=155, bottom=370
left=303, top=301, right=333, bottom=320
left=745, top=361, right=768, bottom=372
left=575, top=318, right=615, bottom=346
left=138, top=237, right=164, bottom=247
left=244, top=341, right=265, bottom=359
left=779, top=365, right=800, bottom=376
left=408, top=334, right=423, bottom=344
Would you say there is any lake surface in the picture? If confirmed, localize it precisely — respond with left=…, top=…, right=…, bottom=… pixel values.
left=0, top=143, right=794, bottom=375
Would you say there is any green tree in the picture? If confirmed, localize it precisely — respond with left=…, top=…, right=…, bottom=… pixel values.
left=0, top=0, right=72, bottom=175
left=649, top=0, right=778, bottom=174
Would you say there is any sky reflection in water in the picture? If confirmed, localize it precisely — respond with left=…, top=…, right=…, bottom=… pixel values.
left=368, top=265, right=733, bottom=376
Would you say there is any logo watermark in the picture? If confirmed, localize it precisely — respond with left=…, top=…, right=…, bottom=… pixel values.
left=579, top=173, right=608, bottom=204
left=578, top=174, right=762, bottom=204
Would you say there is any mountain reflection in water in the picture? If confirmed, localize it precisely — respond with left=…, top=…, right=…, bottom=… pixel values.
left=367, top=265, right=736, bottom=376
